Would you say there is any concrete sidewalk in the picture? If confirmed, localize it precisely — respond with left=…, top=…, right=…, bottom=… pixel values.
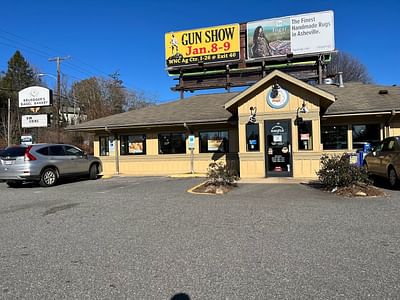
left=105, top=173, right=314, bottom=184
left=239, top=177, right=316, bottom=184
left=168, top=173, right=315, bottom=184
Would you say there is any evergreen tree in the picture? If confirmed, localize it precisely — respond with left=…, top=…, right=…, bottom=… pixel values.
left=0, top=51, right=40, bottom=145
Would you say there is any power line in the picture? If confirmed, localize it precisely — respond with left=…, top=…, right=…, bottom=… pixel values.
left=0, top=28, right=108, bottom=76
left=0, top=28, right=139, bottom=91
left=0, top=35, right=94, bottom=78
left=0, top=34, right=134, bottom=89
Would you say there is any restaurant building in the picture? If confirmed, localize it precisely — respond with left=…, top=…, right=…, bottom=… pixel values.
left=68, top=70, right=400, bottom=178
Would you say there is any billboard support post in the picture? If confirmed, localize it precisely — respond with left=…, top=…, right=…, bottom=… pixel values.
left=318, top=56, right=323, bottom=84
left=225, top=65, right=230, bottom=92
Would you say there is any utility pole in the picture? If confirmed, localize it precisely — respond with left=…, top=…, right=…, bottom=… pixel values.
left=7, top=98, right=10, bottom=147
left=48, top=55, right=70, bottom=142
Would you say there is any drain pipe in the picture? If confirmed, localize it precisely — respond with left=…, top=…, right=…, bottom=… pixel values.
left=385, top=109, right=396, bottom=137
left=105, top=126, right=119, bottom=175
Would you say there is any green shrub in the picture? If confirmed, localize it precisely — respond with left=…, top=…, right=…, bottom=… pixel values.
left=317, top=153, right=371, bottom=189
left=206, top=161, right=238, bottom=186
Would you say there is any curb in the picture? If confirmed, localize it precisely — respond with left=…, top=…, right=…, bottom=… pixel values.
left=170, top=173, right=207, bottom=178
left=187, top=181, right=216, bottom=196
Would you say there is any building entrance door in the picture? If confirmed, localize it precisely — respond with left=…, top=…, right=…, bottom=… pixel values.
left=265, top=119, right=293, bottom=177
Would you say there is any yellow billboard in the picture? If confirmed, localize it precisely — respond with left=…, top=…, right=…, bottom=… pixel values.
left=165, top=23, right=240, bottom=67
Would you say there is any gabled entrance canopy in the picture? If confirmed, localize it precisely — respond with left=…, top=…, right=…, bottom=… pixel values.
left=224, top=70, right=336, bottom=111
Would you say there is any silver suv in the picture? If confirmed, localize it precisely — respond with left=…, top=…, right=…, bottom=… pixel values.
left=0, top=144, right=102, bottom=187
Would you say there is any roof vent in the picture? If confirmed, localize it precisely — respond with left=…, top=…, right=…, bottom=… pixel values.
left=338, top=72, right=344, bottom=88
left=379, top=89, right=389, bottom=95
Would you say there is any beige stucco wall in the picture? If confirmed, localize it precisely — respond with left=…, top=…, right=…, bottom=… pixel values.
left=92, top=81, right=396, bottom=179
left=237, top=78, right=324, bottom=178
left=95, top=125, right=239, bottom=176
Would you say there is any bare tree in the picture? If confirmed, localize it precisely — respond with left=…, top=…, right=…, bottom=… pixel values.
left=327, top=51, right=372, bottom=83
left=72, top=76, right=155, bottom=122
left=125, top=89, right=156, bottom=111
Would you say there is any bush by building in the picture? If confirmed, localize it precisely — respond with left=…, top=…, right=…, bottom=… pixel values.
left=317, top=153, right=371, bottom=190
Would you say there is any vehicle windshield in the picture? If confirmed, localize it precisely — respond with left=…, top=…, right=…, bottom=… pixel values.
left=0, top=146, right=27, bottom=157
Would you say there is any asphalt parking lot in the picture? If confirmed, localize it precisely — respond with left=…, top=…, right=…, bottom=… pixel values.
left=1, top=177, right=400, bottom=299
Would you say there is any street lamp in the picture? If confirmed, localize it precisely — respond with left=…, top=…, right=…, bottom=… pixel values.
left=38, top=73, right=57, bottom=81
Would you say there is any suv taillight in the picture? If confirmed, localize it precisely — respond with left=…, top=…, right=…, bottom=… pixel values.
left=24, top=146, right=37, bottom=161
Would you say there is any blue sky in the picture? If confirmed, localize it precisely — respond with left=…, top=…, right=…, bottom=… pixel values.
left=0, top=0, right=399, bottom=103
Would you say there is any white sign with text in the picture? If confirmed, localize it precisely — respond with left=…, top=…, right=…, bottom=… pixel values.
left=22, top=114, right=49, bottom=128
left=19, top=86, right=52, bottom=108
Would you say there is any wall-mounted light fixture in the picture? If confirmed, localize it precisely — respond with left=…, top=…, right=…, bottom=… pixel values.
left=294, top=100, right=308, bottom=126
left=248, top=106, right=257, bottom=123
left=299, top=100, right=309, bottom=113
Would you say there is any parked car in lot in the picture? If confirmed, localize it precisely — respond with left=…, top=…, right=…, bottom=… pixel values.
left=0, top=144, right=102, bottom=187
left=364, top=136, right=400, bottom=188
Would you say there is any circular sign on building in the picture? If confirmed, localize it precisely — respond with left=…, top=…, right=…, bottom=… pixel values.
left=267, top=86, right=289, bottom=109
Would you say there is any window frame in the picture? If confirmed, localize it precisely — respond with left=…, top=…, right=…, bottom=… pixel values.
left=99, top=136, right=110, bottom=156
left=321, top=125, right=348, bottom=150
left=351, top=123, right=381, bottom=150
left=158, top=132, right=187, bottom=155
left=199, top=130, right=229, bottom=153
left=297, top=120, right=313, bottom=151
left=120, top=134, right=147, bottom=155
left=246, top=123, right=260, bottom=152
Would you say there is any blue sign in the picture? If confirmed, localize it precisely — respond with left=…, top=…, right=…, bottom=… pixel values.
left=188, top=134, right=195, bottom=149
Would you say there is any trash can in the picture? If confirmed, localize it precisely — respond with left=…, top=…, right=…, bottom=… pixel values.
left=363, top=142, right=371, bottom=153
left=357, top=151, right=364, bottom=167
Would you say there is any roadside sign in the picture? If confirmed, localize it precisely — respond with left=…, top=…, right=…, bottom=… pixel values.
left=21, top=114, right=49, bottom=128
left=19, top=86, right=52, bottom=108
left=21, top=135, right=33, bottom=145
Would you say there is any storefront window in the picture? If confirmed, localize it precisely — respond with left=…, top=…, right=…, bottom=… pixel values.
left=120, top=134, right=146, bottom=155
left=199, top=131, right=229, bottom=153
left=158, top=133, right=186, bottom=154
left=246, top=123, right=259, bottom=151
left=99, top=136, right=109, bottom=156
left=352, top=124, right=380, bottom=150
left=298, top=121, right=313, bottom=150
left=321, top=125, right=348, bottom=150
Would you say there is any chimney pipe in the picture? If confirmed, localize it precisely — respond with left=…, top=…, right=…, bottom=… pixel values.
left=338, top=72, right=344, bottom=88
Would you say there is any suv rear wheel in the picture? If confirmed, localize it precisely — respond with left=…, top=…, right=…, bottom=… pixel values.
left=39, top=168, right=58, bottom=187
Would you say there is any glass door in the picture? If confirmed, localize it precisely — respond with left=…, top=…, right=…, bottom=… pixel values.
left=265, top=119, right=293, bottom=177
